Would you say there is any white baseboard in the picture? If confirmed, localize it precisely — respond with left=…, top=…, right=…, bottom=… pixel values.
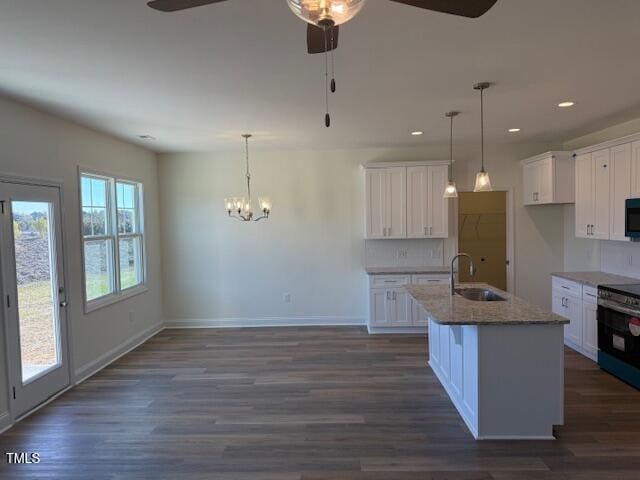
left=74, top=322, right=164, bottom=383
left=0, top=411, right=11, bottom=435
left=165, top=316, right=366, bottom=329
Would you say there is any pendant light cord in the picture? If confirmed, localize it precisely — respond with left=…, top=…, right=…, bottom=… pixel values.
left=480, top=87, right=485, bottom=173
left=449, top=114, right=454, bottom=182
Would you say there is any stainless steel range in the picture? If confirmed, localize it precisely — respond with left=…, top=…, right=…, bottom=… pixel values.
left=597, top=284, right=640, bottom=389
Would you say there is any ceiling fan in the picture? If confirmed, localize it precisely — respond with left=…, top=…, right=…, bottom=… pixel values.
left=147, top=0, right=498, bottom=126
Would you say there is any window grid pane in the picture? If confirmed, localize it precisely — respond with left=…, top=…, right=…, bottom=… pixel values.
left=81, top=173, right=144, bottom=305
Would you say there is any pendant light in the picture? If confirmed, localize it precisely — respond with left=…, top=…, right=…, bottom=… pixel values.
left=224, top=134, right=271, bottom=222
left=443, top=111, right=459, bottom=198
left=473, top=82, right=493, bottom=192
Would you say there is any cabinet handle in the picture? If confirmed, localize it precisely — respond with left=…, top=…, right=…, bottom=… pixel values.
left=429, top=226, right=433, bottom=235
left=386, top=291, right=391, bottom=301
left=392, top=291, right=397, bottom=301
left=424, top=226, right=427, bottom=236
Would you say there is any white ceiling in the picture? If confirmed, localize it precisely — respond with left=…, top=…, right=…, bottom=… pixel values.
left=1, top=0, right=640, bottom=152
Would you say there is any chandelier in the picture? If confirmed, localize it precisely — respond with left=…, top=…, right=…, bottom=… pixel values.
left=224, top=134, right=271, bottom=222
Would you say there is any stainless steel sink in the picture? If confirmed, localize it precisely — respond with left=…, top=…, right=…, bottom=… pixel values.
left=455, top=287, right=507, bottom=302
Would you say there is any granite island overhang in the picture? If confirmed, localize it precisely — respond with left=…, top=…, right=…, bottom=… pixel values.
left=406, top=283, right=569, bottom=440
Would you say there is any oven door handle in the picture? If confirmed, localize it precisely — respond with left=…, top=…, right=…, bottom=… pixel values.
left=598, top=298, right=640, bottom=317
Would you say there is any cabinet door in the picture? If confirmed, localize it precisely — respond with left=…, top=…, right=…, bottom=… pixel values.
left=449, top=326, right=463, bottom=399
left=370, top=289, right=390, bottom=326
left=631, top=141, right=640, bottom=197
left=575, top=153, right=593, bottom=238
left=582, top=302, right=598, bottom=359
left=537, top=156, right=554, bottom=203
left=386, top=167, right=406, bottom=238
left=389, top=289, right=412, bottom=326
left=428, top=319, right=440, bottom=366
left=366, top=169, right=386, bottom=239
left=428, top=165, right=449, bottom=237
left=564, top=295, right=583, bottom=347
left=411, top=300, right=429, bottom=326
left=439, top=324, right=451, bottom=381
left=610, top=143, right=632, bottom=241
left=522, top=161, right=539, bottom=205
left=406, top=166, right=428, bottom=238
left=592, top=148, right=611, bottom=240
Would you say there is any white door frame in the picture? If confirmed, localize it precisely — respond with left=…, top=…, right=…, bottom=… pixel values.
left=453, top=187, right=516, bottom=294
left=0, top=172, right=74, bottom=423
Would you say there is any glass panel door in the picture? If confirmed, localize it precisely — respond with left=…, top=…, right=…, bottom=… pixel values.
left=12, top=201, right=61, bottom=383
left=0, top=181, right=69, bottom=418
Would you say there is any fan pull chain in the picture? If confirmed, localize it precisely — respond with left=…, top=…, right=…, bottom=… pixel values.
left=330, top=28, right=336, bottom=93
left=324, top=26, right=330, bottom=128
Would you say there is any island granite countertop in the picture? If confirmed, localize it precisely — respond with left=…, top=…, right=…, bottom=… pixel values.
left=366, top=266, right=450, bottom=275
left=406, top=283, right=568, bottom=326
left=551, top=271, right=639, bottom=288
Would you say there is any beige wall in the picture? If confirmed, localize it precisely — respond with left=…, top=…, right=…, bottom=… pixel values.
left=0, top=96, right=163, bottom=420
left=158, top=140, right=562, bottom=324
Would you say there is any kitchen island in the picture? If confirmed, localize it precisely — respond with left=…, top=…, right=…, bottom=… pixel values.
left=406, top=283, right=569, bottom=440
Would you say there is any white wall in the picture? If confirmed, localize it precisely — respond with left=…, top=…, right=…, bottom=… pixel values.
left=0, top=96, right=163, bottom=421
left=159, top=140, right=562, bottom=325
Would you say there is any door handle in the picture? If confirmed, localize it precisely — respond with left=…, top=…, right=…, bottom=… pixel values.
left=59, top=300, right=68, bottom=308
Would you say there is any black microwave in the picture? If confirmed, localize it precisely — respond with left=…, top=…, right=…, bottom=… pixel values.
left=626, top=199, right=640, bottom=237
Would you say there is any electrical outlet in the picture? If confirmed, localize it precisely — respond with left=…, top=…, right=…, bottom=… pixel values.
left=283, top=293, right=291, bottom=303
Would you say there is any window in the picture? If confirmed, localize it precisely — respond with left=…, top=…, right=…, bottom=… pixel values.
left=80, top=172, right=145, bottom=309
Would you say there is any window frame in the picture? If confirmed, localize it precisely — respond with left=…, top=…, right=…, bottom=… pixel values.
left=78, top=167, right=147, bottom=313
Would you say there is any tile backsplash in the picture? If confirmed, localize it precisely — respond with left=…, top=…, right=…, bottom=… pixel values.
left=600, top=241, right=640, bottom=279
left=365, top=238, right=456, bottom=268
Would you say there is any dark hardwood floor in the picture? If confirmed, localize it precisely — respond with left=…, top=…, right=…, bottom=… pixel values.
left=1, top=326, right=639, bottom=479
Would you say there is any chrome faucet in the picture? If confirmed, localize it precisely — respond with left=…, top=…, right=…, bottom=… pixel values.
left=450, top=253, right=476, bottom=295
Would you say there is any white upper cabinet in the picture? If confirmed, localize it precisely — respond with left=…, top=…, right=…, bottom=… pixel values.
left=366, top=163, right=449, bottom=240
left=365, top=168, right=386, bottom=239
left=571, top=132, right=640, bottom=241
left=427, top=165, right=449, bottom=238
left=366, top=167, right=406, bottom=239
left=407, top=166, right=428, bottom=238
left=386, top=167, right=407, bottom=239
left=591, top=148, right=611, bottom=240
left=521, top=152, right=574, bottom=206
left=575, top=152, right=593, bottom=238
left=609, top=143, right=631, bottom=241
left=575, top=148, right=610, bottom=239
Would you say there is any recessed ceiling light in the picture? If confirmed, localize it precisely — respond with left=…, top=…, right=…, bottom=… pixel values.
left=508, top=128, right=521, bottom=133
left=558, top=101, right=575, bottom=108
left=411, top=131, right=424, bottom=136
left=138, top=134, right=156, bottom=140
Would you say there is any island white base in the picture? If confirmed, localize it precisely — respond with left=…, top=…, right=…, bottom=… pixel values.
left=428, top=320, right=564, bottom=440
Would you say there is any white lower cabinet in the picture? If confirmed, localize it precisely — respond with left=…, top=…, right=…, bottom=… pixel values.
left=368, top=273, right=448, bottom=330
left=551, top=276, right=598, bottom=361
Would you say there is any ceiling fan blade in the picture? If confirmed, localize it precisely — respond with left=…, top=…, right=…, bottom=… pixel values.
left=388, top=0, right=498, bottom=18
left=307, top=24, right=339, bottom=54
left=147, top=0, right=228, bottom=13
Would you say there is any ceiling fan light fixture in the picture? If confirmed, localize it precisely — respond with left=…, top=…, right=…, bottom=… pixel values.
left=287, top=0, right=368, bottom=26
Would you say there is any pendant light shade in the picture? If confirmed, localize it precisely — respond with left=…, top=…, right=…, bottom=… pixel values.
left=443, top=111, right=459, bottom=198
left=473, top=82, right=493, bottom=193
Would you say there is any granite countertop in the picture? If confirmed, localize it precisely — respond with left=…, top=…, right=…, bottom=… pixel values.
left=551, top=271, right=639, bottom=288
left=406, top=283, right=568, bottom=326
left=366, top=266, right=451, bottom=275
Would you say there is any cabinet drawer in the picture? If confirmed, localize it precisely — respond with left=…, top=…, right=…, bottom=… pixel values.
left=370, top=275, right=411, bottom=288
left=411, top=274, right=449, bottom=285
left=552, top=277, right=582, bottom=298
left=582, top=286, right=598, bottom=304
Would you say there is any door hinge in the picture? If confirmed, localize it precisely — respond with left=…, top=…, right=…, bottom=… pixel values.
left=0, top=200, right=5, bottom=214
left=12, top=386, right=16, bottom=400
left=6, top=295, right=10, bottom=308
